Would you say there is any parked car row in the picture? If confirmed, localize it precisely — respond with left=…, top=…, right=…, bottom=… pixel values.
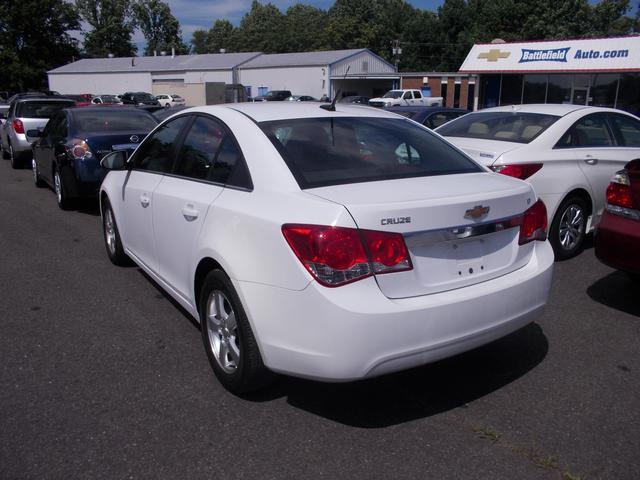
left=3, top=98, right=637, bottom=396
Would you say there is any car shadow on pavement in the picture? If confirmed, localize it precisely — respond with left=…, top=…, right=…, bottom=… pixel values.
left=587, top=271, right=640, bottom=317
left=247, top=323, right=548, bottom=428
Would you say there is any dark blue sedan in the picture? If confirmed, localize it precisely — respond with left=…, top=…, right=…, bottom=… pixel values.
left=384, top=106, right=468, bottom=129
left=30, top=107, right=158, bottom=209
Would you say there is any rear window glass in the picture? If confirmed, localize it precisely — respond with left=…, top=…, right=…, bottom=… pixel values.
left=437, top=112, right=559, bottom=144
left=260, top=117, right=482, bottom=189
left=72, top=110, right=158, bottom=133
left=17, top=101, right=74, bottom=119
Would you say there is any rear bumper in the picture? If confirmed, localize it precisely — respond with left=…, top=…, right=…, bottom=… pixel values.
left=595, top=211, right=640, bottom=274
left=60, top=158, right=105, bottom=199
left=236, top=240, right=554, bottom=382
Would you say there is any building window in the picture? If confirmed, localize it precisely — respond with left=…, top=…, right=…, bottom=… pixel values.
left=362, top=61, right=368, bottom=73
left=466, top=83, right=475, bottom=110
left=479, top=74, right=500, bottom=108
left=546, top=75, right=572, bottom=104
left=617, top=73, right=640, bottom=115
left=590, top=73, right=618, bottom=108
left=500, top=74, right=523, bottom=106
left=453, top=83, right=460, bottom=108
left=523, top=74, right=547, bottom=104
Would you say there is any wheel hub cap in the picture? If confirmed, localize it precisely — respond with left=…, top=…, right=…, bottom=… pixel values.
left=559, top=204, right=584, bottom=250
left=206, top=290, right=239, bottom=374
left=104, top=210, right=116, bottom=255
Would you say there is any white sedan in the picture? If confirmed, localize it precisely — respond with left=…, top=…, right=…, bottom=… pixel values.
left=99, top=103, right=553, bottom=393
left=437, top=104, right=640, bottom=259
left=155, top=94, right=186, bottom=108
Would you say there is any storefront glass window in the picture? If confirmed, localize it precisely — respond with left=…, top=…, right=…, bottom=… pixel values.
left=617, top=73, right=640, bottom=115
left=499, top=74, right=523, bottom=106
left=522, top=74, right=547, bottom=104
left=479, top=75, right=500, bottom=108
left=547, top=75, right=572, bottom=104
left=590, top=74, right=618, bottom=108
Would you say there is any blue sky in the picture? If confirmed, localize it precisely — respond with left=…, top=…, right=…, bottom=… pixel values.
left=159, top=0, right=445, bottom=47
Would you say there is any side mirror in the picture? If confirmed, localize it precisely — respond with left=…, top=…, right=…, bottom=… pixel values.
left=100, top=150, right=129, bottom=170
left=27, top=129, right=43, bottom=137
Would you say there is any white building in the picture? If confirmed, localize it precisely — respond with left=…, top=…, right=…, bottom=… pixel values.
left=47, top=49, right=398, bottom=105
left=237, top=49, right=398, bottom=99
left=47, top=52, right=262, bottom=106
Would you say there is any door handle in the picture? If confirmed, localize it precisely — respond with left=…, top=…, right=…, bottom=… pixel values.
left=584, top=156, right=598, bottom=165
left=140, top=194, right=150, bottom=208
left=182, top=205, right=199, bottom=221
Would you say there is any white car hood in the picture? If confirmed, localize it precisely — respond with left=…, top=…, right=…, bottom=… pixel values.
left=444, top=137, right=523, bottom=166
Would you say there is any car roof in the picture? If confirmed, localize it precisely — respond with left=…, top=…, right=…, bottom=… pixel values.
left=386, top=106, right=467, bottom=113
left=476, top=104, right=601, bottom=116
left=18, top=97, right=75, bottom=103
left=211, top=102, right=400, bottom=122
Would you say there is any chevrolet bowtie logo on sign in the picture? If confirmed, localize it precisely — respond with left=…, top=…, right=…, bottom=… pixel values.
left=477, top=49, right=510, bottom=62
left=464, top=205, right=490, bottom=221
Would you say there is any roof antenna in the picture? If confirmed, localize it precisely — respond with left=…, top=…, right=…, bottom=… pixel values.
left=321, top=65, right=350, bottom=112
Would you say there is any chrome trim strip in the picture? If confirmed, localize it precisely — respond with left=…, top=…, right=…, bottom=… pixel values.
left=403, top=215, right=521, bottom=249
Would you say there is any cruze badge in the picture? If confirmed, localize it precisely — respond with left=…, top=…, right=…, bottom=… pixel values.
left=464, top=205, right=490, bottom=221
left=381, top=216, right=411, bottom=226
left=130, top=135, right=140, bottom=143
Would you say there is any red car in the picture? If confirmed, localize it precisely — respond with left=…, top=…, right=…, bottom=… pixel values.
left=595, top=159, right=640, bottom=279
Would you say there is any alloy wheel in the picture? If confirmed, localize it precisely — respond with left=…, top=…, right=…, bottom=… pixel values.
left=32, top=159, right=38, bottom=184
left=558, top=204, right=584, bottom=251
left=104, top=208, right=117, bottom=256
left=54, top=172, right=62, bottom=204
left=206, top=289, right=240, bottom=374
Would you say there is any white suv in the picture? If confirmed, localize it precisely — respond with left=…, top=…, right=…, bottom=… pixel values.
left=99, top=103, right=553, bottom=393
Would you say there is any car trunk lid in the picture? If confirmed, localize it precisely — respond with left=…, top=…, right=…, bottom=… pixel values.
left=443, top=137, right=522, bottom=166
left=307, top=173, right=537, bottom=298
left=84, top=132, right=148, bottom=159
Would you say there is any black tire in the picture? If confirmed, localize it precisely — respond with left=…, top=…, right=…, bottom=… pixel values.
left=199, top=269, right=273, bottom=394
left=101, top=198, right=132, bottom=266
left=0, top=142, right=8, bottom=160
left=9, top=144, right=21, bottom=169
left=549, top=195, right=589, bottom=260
left=53, top=166, right=72, bottom=210
left=32, top=158, right=45, bottom=187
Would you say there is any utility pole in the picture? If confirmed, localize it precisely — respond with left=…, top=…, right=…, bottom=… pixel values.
left=391, top=39, right=402, bottom=71
left=391, top=39, right=402, bottom=89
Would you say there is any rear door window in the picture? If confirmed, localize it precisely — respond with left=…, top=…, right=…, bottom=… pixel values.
left=260, top=117, right=482, bottom=189
left=132, top=116, right=190, bottom=174
left=556, top=113, right=614, bottom=148
left=608, top=113, right=640, bottom=147
left=174, top=115, right=251, bottom=188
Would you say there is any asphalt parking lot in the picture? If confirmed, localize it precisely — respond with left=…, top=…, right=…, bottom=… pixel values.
left=1, top=157, right=638, bottom=480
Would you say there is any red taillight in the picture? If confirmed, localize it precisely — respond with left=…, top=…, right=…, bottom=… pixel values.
left=519, top=199, right=548, bottom=245
left=606, top=171, right=633, bottom=209
left=12, top=119, right=24, bottom=134
left=282, top=224, right=412, bottom=287
left=491, top=163, right=542, bottom=180
left=361, top=229, right=411, bottom=273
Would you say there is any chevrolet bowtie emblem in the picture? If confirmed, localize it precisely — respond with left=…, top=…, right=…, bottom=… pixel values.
left=477, top=49, right=510, bottom=62
left=465, top=205, right=490, bottom=221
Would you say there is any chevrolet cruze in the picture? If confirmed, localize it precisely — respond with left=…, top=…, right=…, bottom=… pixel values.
left=99, top=103, right=554, bottom=393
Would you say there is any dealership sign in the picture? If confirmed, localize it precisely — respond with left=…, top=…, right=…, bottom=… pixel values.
left=460, top=36, right=640, bottom=72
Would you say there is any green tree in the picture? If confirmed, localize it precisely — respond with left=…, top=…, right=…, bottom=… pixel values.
left=76, top=0, right=137, bottom=57
left=191, top=29, right=208, bottom=54
left=283, top=4, right=328, bottom=52
left=206, top=19, right=236, bottom=53
left=0, top=0, right=80, bottom=91
left=133, top=0, right=188, bottom=56
left=233, top=1, right=285, bottom=53
left=587, top=0, right=634, bottom=36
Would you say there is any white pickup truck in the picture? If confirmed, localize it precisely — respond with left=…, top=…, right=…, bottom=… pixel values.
left=369, top=89, right=443, bottom=108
